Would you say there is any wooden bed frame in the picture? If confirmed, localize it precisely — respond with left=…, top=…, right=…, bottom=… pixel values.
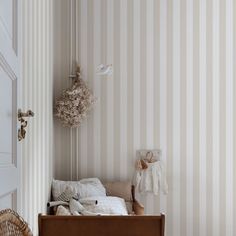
left=38, top=214, right=165, bottom=236
left=40, top=182, right=165, bottom=235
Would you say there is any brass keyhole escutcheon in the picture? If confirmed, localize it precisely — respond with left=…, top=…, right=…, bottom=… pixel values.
left=18, top=109, right=34, bottom=141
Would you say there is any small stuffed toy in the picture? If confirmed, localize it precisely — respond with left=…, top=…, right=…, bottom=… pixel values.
left=56, top=186, right=79, bottom=202
left=69, top=199, right=98, bottom=216
left=47, top=186, right=98, bottom=216
left=69, top=199, right=84, bottom=215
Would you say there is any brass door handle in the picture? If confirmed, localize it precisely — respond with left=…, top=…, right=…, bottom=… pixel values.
left=18, top=109, right=34, bottom=119
left=18, top=109, right=34, bottom=141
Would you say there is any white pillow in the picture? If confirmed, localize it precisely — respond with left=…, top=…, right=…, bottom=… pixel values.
left=80, top=196, right=128, bottom=215
left=52, top=178, right=106, bottom=200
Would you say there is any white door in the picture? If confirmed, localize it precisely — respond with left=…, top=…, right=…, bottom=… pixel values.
left=0, top=0, right=21, bottom=212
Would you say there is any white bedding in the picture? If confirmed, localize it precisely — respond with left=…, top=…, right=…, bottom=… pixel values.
left=79, top=196, right=128, bottom=215
left=52, top=178, right=106, bottom=200
left=52, top=178, right=129, bottom=216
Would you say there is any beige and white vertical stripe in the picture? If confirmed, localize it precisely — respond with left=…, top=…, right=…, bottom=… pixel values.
left=21, top=0, right=53, bottom=234
left=54, top=0, right=236, bottom=236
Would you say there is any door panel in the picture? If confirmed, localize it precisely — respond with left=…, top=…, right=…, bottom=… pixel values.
left=0, top=0, right=18, bottom=70
left=0, top=0, right=13, bottom=39
left=0, top=64, right=17, bottom=166
left=0, top=0, right=17, bottom=54
left=0, top=68, right=13, bottom=160
left=0, top=0, right=20, bottom=212
left=0, top=190, right=17, bottom=210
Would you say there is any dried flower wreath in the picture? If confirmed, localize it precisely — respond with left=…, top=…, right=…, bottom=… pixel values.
left=54, top=67, right=96, bottom=127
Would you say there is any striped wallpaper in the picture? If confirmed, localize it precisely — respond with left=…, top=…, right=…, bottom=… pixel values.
left=21, top=0, right=53, bottom=234
left=53, top=0, right=236, bottom=236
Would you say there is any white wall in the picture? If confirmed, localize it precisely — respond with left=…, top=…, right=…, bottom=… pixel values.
left=54, top=0, right=236, bottom=236
left=21, top=0, right=53, bottom=234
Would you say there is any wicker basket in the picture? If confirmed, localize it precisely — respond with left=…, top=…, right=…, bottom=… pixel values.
left=0, top=209, right=33, bottom=236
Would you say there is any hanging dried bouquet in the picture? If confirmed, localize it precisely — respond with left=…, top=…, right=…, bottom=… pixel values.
left=54, top=67, right=96, bottom=127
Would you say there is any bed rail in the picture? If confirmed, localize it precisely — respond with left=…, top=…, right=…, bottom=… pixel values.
left=38, top=214, right=165, bottom=236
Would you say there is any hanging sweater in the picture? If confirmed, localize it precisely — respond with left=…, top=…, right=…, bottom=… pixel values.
left=134, top=161, right=168, bottom=195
